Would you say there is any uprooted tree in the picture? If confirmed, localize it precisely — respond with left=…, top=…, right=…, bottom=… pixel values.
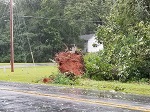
left=55, top=49, right=85, bottom=76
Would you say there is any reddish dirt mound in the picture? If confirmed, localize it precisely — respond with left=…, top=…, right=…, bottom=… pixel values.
left=43, top=78, right=51, bottom=83
left=55, top=52, right=85, bottom=76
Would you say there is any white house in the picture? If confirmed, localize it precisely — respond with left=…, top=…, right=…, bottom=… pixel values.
left=80, top=34, right=103, bottom=53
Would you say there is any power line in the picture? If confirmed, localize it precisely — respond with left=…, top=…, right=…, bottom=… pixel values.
left=17, top=15, right=103, bottom=23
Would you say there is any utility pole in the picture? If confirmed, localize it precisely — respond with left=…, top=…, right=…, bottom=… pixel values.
left=10, top=0, right=14, bottom=72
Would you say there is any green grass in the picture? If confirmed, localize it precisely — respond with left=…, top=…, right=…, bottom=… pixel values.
left=0, top=63, right=48, bottom=65
left=0, top=63, right=150, bottom=96
left=0, top=63, right=10, bottom=65
left=0, top=66, right=57, bottom=83
left=74, top=79, right=150, bottom=96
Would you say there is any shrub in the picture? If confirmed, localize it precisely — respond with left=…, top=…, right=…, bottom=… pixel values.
left=52, top=73, right=75, bottom=85
left=84, top=52, right=118, bottom=81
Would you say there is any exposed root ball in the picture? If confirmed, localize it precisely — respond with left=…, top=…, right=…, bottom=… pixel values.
left=55, top=52, right=85, bottom=76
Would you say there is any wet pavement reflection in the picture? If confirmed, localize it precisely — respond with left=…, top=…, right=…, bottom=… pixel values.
left=0, top=81, right=150, bottom=112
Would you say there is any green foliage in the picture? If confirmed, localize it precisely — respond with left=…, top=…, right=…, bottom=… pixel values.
left=0, top=0, right=112, bottom=63
left=96, top=0, right=150, bottom=82
left=1, top=0, right=149, bottom=83
left=0, top=1, right=10, bottom=62
left=64, top=0, right=112, bottom=34
left=0, top=0, right=84, bottom=63
left=84, top=53, right=117, bottom=80
left=83, top=0, right=150, bottom=82
left=52, top=73, right=75, bottom=85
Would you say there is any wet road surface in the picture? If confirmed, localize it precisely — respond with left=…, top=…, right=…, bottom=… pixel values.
left=0, top=81, right=150, bottom=112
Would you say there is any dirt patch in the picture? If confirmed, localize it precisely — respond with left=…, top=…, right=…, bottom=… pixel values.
left=55, top=51, right=85, bottom=76
left=43, top=78, right=53, bottom=83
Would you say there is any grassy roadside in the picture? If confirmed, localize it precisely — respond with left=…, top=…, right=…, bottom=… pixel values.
left=0, top=64, right=150, bottom=96
left=0, top=66, right=57, bottom=83
left=0, top=63, right=11, bottom=65
left=73, top=79, right=150, bottom=96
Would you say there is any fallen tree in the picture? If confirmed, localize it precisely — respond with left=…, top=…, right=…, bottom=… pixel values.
left=55, top=51, right=85, bottom=76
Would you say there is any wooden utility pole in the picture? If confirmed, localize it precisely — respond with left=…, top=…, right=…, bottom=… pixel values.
left=10, top=0, right=14, bottom=72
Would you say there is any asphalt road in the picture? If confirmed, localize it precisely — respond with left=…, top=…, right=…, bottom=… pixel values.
left=0, top=81, right=150, bottom=112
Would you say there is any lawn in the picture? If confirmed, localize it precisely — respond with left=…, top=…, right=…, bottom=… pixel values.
left=74, top=79, right=150, bottom=96
left=0, top=63, right=150, bottom=96
left=0, top=63, right=10, bottom=65
left=0, top=65, right=57, bottom=83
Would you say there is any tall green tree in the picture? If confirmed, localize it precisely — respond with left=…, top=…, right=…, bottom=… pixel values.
left=64, top=0, right=112, bottom=34
left=96, top=0, right=150, bottom=81
left=1, top=0, right=109, bottom=62
left=39, top=0, right=82, bottom=48
left=0, top=0, right=10, bottom=62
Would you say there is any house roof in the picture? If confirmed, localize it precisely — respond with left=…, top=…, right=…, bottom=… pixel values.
left=80, top=34, right=95, bottom=40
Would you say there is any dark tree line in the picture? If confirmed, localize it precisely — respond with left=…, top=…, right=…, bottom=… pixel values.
left=0, top=0, right=110, bottom=62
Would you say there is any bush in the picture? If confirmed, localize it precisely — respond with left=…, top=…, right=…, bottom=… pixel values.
left=52, top=73, right=75, bottom=85
left=84, top=52, right=118, bottom=81
left=84, top=46, right=150, bottom=82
